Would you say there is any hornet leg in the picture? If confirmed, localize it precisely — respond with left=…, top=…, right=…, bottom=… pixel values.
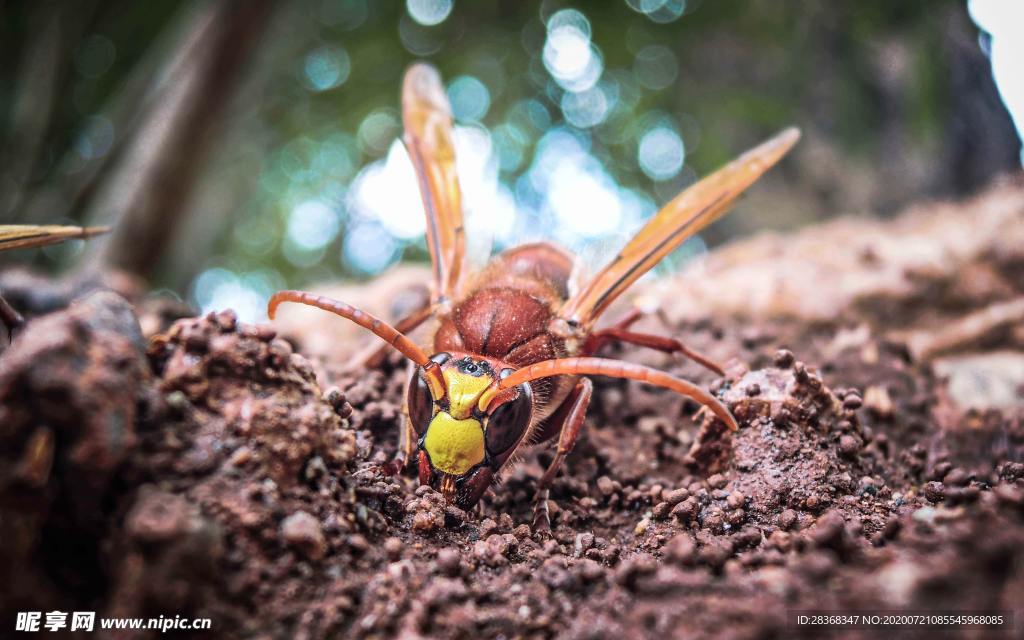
left=583, top=309, right=725, bottom=376
left=382, top=414, right=417, bottom=476
left=532, top=378, right=593, bottom=531
left=0, top=295, right=24, bottom=340
left=381, top=362, right=420, bottom=476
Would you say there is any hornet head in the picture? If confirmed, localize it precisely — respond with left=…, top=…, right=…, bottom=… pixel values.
left=406, top=352, right=533, bottom=509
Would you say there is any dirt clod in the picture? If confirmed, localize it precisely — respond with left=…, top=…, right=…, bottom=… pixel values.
left=281, top=511, right=327, bottom=560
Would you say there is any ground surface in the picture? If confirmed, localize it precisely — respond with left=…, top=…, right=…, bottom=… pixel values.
left=1, top=180, right=1023, bottom=639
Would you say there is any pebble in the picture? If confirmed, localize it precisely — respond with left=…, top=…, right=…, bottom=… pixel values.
left=323, top=387, right=353, bottom=419
left=652, top=501, right=672, bottom=520
left=473, top=534, right=516, bottom=567
left=881, top=517, right=901, bottom=540
left=923, top=481, right=946, bottom=503
left=347, top=534, right=369, bottom=552
left=807, top=511, right=847, bottom=550
left=1000, top=462, right=1024, bottom=481
left=383, top=537, right=403, bottom=561
left=596, top=475, right=617, bottom=497
left=664, top=534, right=696, bottom=565
left=228, top=446, right=253, bottom=468
left=672, top=497, right=700, bottom=523
left=663, top=487, right=690, bottom=505
left=994, top=484, right=1023, bottom=507
left=539, top=557, right=577, bottom=591
left=214, top=309, right=238, bottom=331
left=767, top=530, right=792, bottom=552
left=773, top=349, right=795, bottom=368
left=929, top=461, right=953, bottom=482
left=512, top=524, right=532, bottom=540
left=412, top=511, right=440, bottom=532
left=838, top=435, right=860, bottom=458
left=281, top=511, right=326, bottom=560
left=697, top=540, right=733, bottom=569
left=435, top=548, right=461, bottom=576
left=601, top=544, right=622, bottom=565
left=702, top=507, right=726, bottom=533
left=842, top=394, right=863, bottom=410
left=479, top=517, right=499, bottom=537
left=778, top=509, right=798, bottom=530
left=863, top=385, right=893, bottom=416
left=732, top=526, right=763, bottom=549
left=125, top=491, right=191, bottom=544
left=726, top=509, right=747, bottom=527
left=575, top=558, right=605, bottom=583
left=613, top=554, right=657, bottom=588
left=943, top=468, right=970, bottom=487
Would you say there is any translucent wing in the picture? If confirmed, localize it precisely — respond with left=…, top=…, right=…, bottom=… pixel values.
left=0, top=225, right=110, bottom=252
left=559, top=127, right=800, bottom=329
left=402, top=63, right=466, bottom=305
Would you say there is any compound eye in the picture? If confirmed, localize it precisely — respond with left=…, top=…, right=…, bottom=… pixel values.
left=406, top=367, right=434, bottom=436
left=485, top=381, right=532, bottom=457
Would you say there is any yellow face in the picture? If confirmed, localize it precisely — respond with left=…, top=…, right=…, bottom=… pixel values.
left=409, top=354, right=534, bottom=509
left=421, top=369, right=492, bottom=475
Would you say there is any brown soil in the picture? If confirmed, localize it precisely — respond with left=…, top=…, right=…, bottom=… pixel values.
left=2, top=180, right=1023, bottom=639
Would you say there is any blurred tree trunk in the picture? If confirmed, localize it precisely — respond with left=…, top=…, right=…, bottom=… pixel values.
left=83, top=0, right=273, bottom=280
left=0, top=0, right=97, bottom=221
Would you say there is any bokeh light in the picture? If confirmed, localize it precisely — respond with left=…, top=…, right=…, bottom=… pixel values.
left=193, top=268, right=283, bottom=322
left=286, top=200, right=340, bottom=251
left=638, top=125, right=685, bottom=181
left=74, top=116, right=115, bottom=161
left=406, top=0, right=454, bottom=26
left=357, top=109, right=401, bottom=156
left=561, top=85, right=612, bottom=128
left=303, top=46, right=351, bottom=92
left=343, top=220, right=400, bottom=274
left=543, top=9, right=603, bottom=93
left=348, top=140, right=426, bottom=240
left=447, top=76, right=491, bottom=122
left=626, top=0, right=687, bottom=24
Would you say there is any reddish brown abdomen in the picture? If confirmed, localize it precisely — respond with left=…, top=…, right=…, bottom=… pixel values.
left=491, top=242, right=574, bottom=299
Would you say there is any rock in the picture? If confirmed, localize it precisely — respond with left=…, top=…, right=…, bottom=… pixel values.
left=923, top=481, right=946, bottom=503
left=281, top=511, right=326, bottom=560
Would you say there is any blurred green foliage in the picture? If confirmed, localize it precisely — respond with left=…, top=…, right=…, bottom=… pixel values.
left=0, top=0, right=1017, bottom=321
